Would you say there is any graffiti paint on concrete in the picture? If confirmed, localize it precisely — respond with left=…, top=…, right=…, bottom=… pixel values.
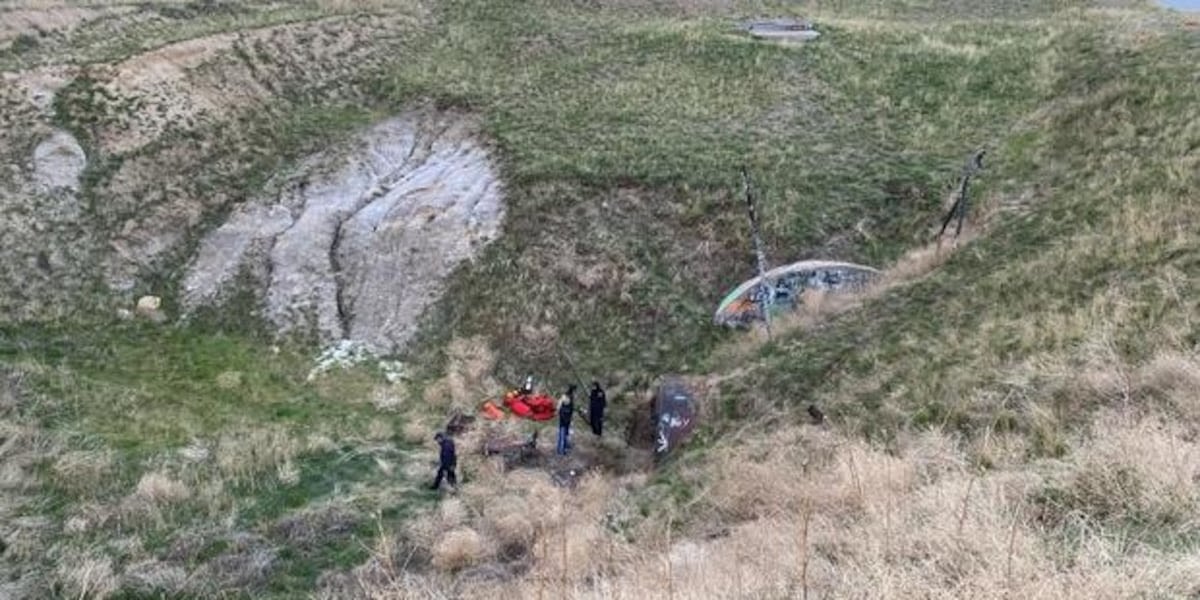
left=714, top=260, right=879, bottom=327
left=654, top=378, right=696, bottom=458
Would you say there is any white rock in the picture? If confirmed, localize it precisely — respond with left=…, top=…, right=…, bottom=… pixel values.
left=182, top=111, right=505, bottom=355
left=32, top=130, right=86, bottom=193
left=179, top=441, right=210, bottom=463
left=135, top=295, right=161, bottom=315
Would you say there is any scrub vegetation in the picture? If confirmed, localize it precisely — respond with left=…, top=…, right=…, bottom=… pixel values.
left=2, top=0, right=1198, bottom=597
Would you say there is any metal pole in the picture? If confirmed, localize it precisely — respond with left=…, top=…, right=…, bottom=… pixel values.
left=740, top=167, right=773, bottom=338
left=937, top=149, right=986, bottom=241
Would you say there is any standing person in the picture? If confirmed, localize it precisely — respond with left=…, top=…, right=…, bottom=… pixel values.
left=557, top=385, right=576, bottom=455
left=588, top=381, right=607, bottom=436
left=430, top=432, right=457, bottom=491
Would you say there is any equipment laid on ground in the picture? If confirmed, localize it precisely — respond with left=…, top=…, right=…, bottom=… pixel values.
left=480, top=400, right=505, bottom=420
left=483, top=430, right=541, bottom=470
left=445, top=410, right=475, bottom=435
left=484, top=430, right=538, bottom=456
left=493, top=390, right=556, bottom=421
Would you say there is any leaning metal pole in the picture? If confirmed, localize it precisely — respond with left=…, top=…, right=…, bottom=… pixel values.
left=938, top=149, right=987, bottom=242
left=741, top=167, right=773, bottom=338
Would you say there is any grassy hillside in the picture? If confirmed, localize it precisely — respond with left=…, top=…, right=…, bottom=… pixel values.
left=2, top=0, right=1198, bottom=598
left=397, top=0, right=1065, bottom=383
left=736, top=19, right=1200, bottom=438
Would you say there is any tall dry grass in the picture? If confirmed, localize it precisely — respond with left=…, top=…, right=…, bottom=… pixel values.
left=421, top=336, right=500, bottom=415
left=214, top=427, right=299, bottom=483
left=350, top=348, right=1200, bottom=599
left=55, top=552, right=119, bottom=600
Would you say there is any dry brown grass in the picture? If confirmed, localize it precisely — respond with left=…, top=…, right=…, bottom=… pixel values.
left=313, top=0, right=417, bottom=10
left=122, top=559, right=188, bottom=597
left=421, top=378, right=453, bottom=411
left=55, top=552, right=119, bottom=600
left=401, top=419, right=435, bottom=446
left=356, top=358, right=1200, bottom=599
left=115, top=470, right=192, bottom=528
left=1136, top=350, right=1200, bottom=422
left=1058, top=412, right=1200, bottom=526
left=276, top=460, right=301, bottom=487
left=443, top=336, right=500, bottom=411
left=0, top=421, right=55, bottom=492
left=133, top=471, right=191, bottom=505
left=48, top=450, right=115, bottom=495
left=431, top=527, right=490, bottom=571
left=215, top=427, right=299, bottom=482
left=367, top=418, right=395, bottom=441
left=485, top=499, right=535, bottom=557
left=371, top=384, right=408, bottom=411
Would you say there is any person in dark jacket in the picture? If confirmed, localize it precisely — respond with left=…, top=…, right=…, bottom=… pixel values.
left=588, top=381, right=607, bottom=436
left=556, top=385, right=576, bottom=455
left=430, top=432, right=457, bottom=491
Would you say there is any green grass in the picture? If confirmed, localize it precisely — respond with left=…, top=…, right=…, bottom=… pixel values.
left=378, top=0, right=1060, bottom=389
left=1, top=320, right=435, bottom=596
left=4, top=0, right=1199, bottom=596
left=733, top=24, right=1200, bottom=438
left=1, top=323, right=379, bottom=453
left=17, top=0, right=1077, bottom=385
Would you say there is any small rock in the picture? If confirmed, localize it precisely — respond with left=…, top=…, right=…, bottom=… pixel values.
left=179, top=441, right=210, bottom=463
left=215, top=371, right=243, bottom=389
left=64, top=516, right=91, bottom=534
left=807, top=404, right=826, bottom=424
left=277, top=461, right=300, bottom=486
left=135, top=295, right=160, bottom=314
left=32, top=130, right=86, bottom=193
left=306, top=339, right=374, bottom=381
left=379, top=360, right=407, bottom=384
left=135, top=295, right=165, bottom=322
left=116, top=308, right=134, bottom=320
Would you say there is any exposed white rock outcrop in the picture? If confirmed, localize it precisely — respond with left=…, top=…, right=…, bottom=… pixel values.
left=183, top=111, right=504, bottom=354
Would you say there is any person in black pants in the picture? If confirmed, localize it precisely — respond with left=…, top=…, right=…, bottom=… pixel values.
left=557, top=385, right=576, bottom=455
left=589, top=381, right=607, bottom=436
left=430, top=432, right=457, bottom=491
